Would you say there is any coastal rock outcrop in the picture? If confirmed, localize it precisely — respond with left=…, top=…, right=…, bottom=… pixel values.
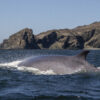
left=36, top=31, right=57, bottom=48
left=73, top=22, right=100, bottom=49
left=0, top=21, right=100, bottom=49
left=84, top=29, right=100, bottom=48
left=0, top=28, right=39, bottom=49
left=36, top=29, right=84, bottom=49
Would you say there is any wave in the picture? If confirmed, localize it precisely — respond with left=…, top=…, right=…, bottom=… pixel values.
left=0, top=94, right=99, bottom=100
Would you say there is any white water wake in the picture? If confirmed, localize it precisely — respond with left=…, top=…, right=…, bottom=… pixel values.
left=0, top=60, right=56, bottom=75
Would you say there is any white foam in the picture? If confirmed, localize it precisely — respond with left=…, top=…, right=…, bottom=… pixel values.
left=17, top=66, right=56, bottom=75
left=0, top=60, right=22, bottom=68
left=0, top=60, right=56, bottom=75
left=97, top=67, right=100, bottom=69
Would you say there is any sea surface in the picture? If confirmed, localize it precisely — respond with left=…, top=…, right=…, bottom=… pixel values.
left=0, top=50, right=100, bottom=100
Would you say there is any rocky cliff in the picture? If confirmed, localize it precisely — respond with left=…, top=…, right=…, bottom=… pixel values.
left=0, top=22, right=100, bottom=49
left=0, top=28, right=39, bottom=49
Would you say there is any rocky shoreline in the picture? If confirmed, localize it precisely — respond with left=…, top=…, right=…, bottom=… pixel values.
left=0, top=22, right=100, bottom=49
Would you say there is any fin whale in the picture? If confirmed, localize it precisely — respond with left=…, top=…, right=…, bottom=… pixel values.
left=18, top=51, right=97, bottom=74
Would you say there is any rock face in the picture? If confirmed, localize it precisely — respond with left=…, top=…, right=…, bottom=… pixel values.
left=0, top=28, right=39, bottom=49
left=0, top=21, right=100, bottom=49
left=84, top=29, right=100, bottom=48
left=73, top=22, right=100, bottom=49
left=36, top=29, right=85, bottom=49
left=36, top=31, right=57, bottom=48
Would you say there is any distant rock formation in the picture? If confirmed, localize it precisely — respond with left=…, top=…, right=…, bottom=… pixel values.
left=0, top=21, right=100, bottom=49
left=36, top=29, right=84, bottom=49
left=73, top=22, right=100, bottom=49
left=0, top=28, right=39, bottom=49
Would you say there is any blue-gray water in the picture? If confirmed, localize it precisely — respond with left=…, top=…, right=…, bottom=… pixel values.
left=0, top=50, right=100, bottom=100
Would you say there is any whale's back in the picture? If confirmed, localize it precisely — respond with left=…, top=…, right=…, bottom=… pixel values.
left=18, top=51, right=96, bottom=74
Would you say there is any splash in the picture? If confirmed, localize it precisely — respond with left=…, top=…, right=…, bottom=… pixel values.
left=97, top=67, right=100, bottom=70
left=0, top=60, right=55, bottom=75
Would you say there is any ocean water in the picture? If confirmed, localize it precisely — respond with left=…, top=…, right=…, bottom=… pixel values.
left=0, top=50, right=100, bottom=100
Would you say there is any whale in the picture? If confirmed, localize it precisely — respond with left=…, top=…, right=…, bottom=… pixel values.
left=18, top=51, right=97, bottom=74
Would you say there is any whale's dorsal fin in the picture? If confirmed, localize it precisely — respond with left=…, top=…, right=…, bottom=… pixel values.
left=77, top=50, right=90, bottom=60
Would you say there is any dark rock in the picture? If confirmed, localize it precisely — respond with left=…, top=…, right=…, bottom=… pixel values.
left=81, top=29, right=95, bottom=42
left=62, top=36, right=84, bottom=49
left=36, top=31, right=57, bottom=48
